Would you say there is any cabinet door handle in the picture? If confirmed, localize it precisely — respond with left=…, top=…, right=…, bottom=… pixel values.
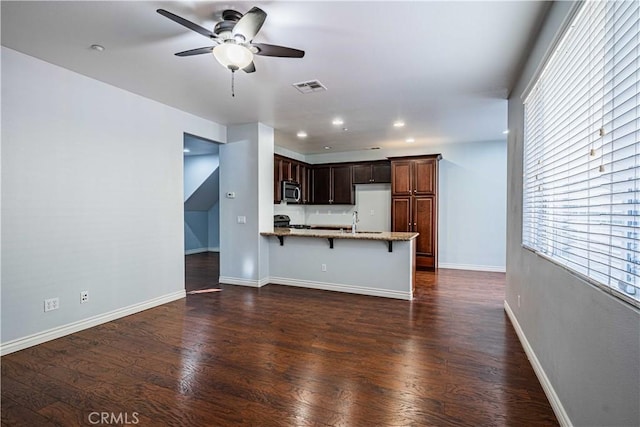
left=414, top=223, right=417, bottom=227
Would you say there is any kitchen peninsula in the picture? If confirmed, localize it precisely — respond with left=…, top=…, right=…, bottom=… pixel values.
left=261, top=228, right=419, bottom=300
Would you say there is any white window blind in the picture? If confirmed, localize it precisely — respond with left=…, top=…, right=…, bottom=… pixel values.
left=523, top=0, right=639, bottom=307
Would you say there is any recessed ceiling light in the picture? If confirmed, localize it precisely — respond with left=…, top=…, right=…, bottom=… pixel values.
left=183, top=148, right=191, bottom=153
left=297, top=131, right=307, bottom=138
left=90, top=44, right=105, bottom=52
left=342, top=127, right=348, bottom=132
left=393, top=120, right=405, bottom=128
left=502, top=130, right=510, bottom=134
left=332, top=118, right=344, bottom=126
left=324, top=146, right=331, bottom=150
left=405, top=138, right=415, bottom=143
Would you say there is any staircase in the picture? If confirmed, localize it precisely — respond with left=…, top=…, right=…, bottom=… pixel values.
left=184, top=154, right=220, bottom=253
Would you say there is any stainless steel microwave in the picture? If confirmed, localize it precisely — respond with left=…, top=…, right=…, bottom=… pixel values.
left=281, top=181, right=301, bottom=203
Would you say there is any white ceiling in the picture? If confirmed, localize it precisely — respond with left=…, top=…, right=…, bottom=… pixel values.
left=1, top=1, right=549, bottom=155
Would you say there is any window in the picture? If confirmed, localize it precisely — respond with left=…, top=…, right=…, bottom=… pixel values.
left=523, top=1, right=639, bottom=307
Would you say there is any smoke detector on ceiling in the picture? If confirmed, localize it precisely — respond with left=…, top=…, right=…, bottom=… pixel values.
left=292, top=80, right=327, bottom=94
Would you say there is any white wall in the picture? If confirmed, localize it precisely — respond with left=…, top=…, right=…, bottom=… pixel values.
left=274, top=144, right=307, bottom=163
left=184, top=211, right=208, bottom=252
left=257, top=123, right=274, bottom=279
left=184, top=154, right=218, bottom=253
left=219, top=123, right=273, bottom=286
left=183, top=154, right=219, bottom=201
left=304, top=141, right=507, bottom=271
left=1, top=47, right=225, bottom=350
left=506, top=2, right=640, bottom=426
left=268, top=236, right=414, bottom=300
left=183, top=153, right=220, bottom=253
left=437, top=141, right=506, bottom=270
left=207, top=201, right=220, bottom=251
left=353, top=184, right=391, bottom=231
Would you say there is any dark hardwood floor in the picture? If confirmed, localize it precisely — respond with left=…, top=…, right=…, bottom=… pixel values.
left=2, top=257, right=558, bottom=426
left=185, top=252, right=220, bottom=292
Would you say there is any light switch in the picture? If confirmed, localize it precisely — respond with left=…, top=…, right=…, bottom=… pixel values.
left=237, top=216, right=246, bottom=224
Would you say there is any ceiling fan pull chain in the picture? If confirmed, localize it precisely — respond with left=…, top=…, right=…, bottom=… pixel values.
left=231, top=70, right=235, bottom=97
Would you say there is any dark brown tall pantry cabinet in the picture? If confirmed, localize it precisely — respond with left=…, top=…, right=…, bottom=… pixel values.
left=389, top=154, right=441, bottom=270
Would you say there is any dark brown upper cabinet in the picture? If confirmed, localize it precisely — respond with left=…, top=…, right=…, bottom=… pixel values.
left=299, top=164, right=311, bottom=204
left=274, top=154, right=311, bottom=204
left=352, top=161, right=391, bottom=184
left=391, top=157, right=437, bottom=196
left=275, top=155, right=393, bottom=206
left=312, top=164, right=354, bottom=205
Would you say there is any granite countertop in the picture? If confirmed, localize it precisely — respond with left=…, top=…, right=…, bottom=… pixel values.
left=308, top=224, right=352, bottom=230
left=261, top=228, right=419, bottom=241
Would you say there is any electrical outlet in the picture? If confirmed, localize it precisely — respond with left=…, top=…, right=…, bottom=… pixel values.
left=44, top=297, right=59, bottom=312
left=370, top=209, right=375, bottom=216
left=80, top=291, right=89, bottom=304
left=517, top=295, right=521, bottom=308
left=321, top=264, right=327, bottom=272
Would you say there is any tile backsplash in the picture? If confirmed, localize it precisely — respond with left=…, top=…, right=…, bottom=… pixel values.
left=273, top=203, right=306, bottom=225
left=274, top=184, right=391, bottom=231
left=305, top=206, right=355, bottom=226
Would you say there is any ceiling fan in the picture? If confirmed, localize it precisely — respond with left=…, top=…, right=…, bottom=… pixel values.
left=157, top=6, right=304, bottom=87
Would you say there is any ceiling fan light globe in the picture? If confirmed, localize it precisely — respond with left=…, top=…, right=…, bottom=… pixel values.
left=213, top=43, right=253, bottom=70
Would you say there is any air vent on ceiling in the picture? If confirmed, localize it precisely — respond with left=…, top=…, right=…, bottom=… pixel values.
left=292, top=80, right=327, bottom=94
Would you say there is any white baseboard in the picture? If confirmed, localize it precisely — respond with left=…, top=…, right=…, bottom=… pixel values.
left=219, top=276, right=268, bottom=287
left=185, top=248, right=208, bottom=255
left=218, top=276, right=411, bottom=300
left=0, top=290, right=186, bottom=356
left=185, top=248, right=220, bottom=255
left=269, top=277, right=412, bottom=301
left=504, top=301, right=572, bottom=427
left=438, top=262, right=506, bottom=273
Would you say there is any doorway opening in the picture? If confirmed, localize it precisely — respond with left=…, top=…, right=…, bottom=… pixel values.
left=183, top=133, right=221, bottom=292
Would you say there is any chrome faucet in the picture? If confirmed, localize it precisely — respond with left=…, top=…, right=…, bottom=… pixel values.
left=351, top=210, right=359, bottom=234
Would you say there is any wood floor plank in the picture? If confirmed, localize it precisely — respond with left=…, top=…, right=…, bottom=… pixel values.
left=1, top=254, right=558, bottom=426
left=37, top=401, right=89, bottom=427
left=1, top=376, right=58, bottom=412
left=1, top=397, right=58, bottom=427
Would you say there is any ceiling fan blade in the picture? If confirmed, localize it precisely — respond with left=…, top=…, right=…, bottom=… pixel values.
left=232, top=7, right=267, bottom=42
left=243, top=62, right=256, bottom=73
left=252, top=43, right=305, bottom=58
left=157, top=9, right=216, bottom=39
left=175, top=46, right=215, bottom=57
